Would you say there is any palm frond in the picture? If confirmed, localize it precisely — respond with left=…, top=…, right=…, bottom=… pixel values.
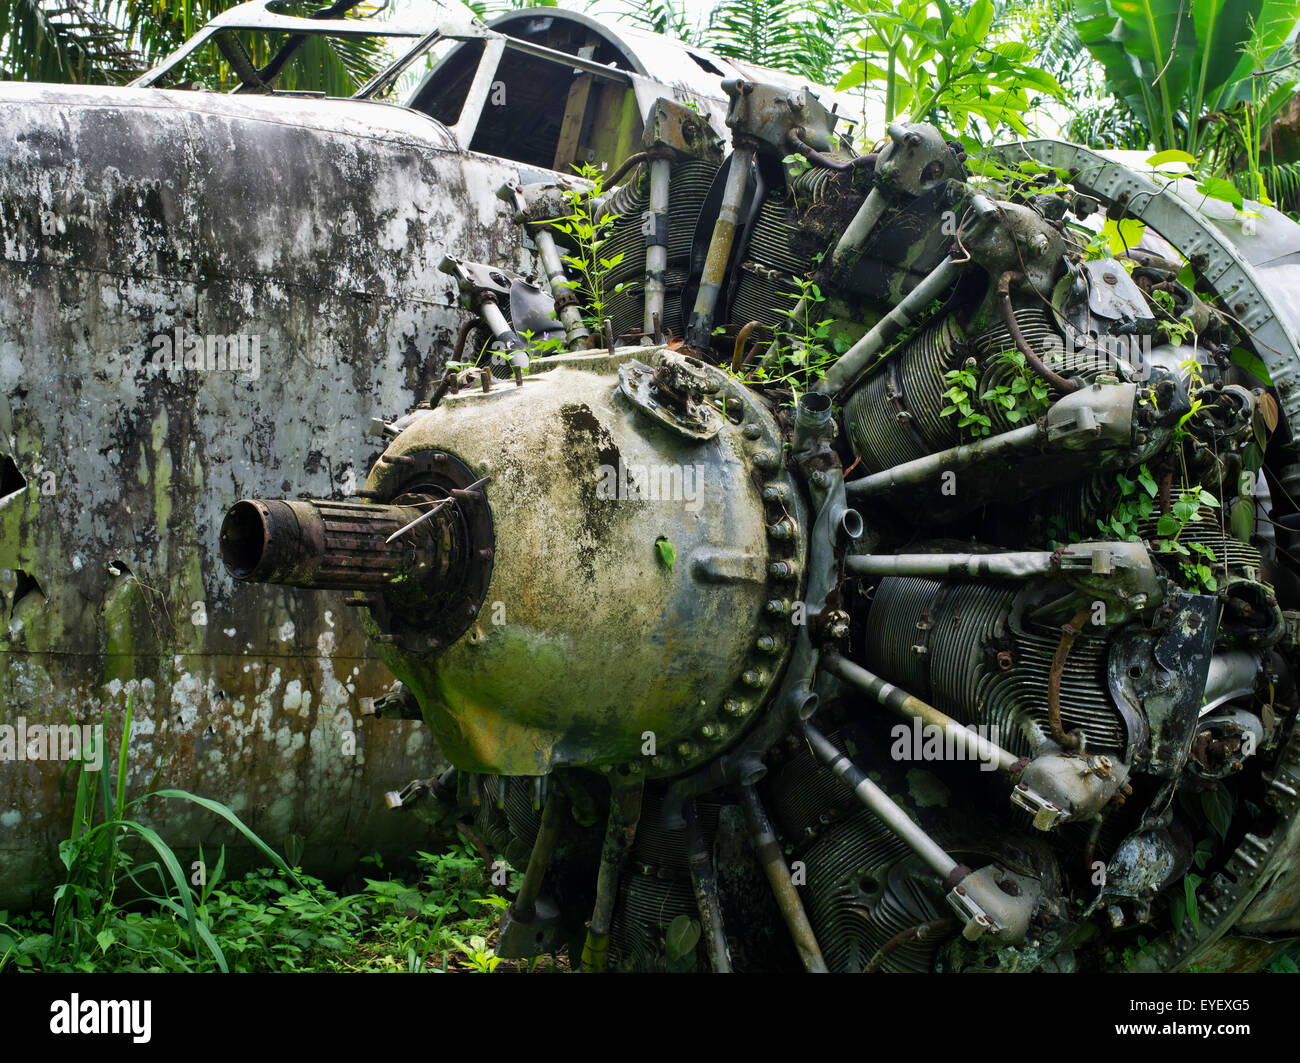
left=0, top=0, right=144, bottom=83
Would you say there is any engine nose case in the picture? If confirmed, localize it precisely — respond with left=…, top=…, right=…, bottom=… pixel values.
left=360, top=348, right=808, bottom=778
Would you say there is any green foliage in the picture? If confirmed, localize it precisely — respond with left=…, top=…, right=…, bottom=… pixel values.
left=942, top=360, right=993, bottom=437
left=1099, top=464, right=1159, bottom=539
left=0, top=0, right=144, bottom=83
left=1075, top=0, right=1300, bottom=156
left=0, top=691, right=516, bottom=974
left=549, top=162, right=630, bottom=336
left=1270, top=941, right=1300, bottom=972
left=3, top=836, right=517, bottom=974
left=1150, top=287, right=1195, bottom=344
left=940, top=349, right=1050, bottom=439
left=836, top=0, right=1065, bottom=135
left=1154, top=487, right=1221, bottom=592
left=748, top=273, right=845, bottom=403
left=702, top=0, right=865, bottom=83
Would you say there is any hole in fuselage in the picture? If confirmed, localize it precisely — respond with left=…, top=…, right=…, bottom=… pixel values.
left=0, top=454, right=25, bottom=502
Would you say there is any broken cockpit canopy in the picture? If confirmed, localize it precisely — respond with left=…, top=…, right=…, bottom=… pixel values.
left=130, top=0, right=477, bottom=98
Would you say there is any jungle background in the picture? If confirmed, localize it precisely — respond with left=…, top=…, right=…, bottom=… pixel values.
left=2, top=0, right=1300, bottom=972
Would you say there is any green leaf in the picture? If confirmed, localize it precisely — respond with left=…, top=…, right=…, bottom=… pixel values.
left=1191, top=0, right=1264, bottom=111
left=664, top=914, right=700, bottom=962
left=1185, top=872, right=1202, bottom=934
left=1229, top=346, right=1272, bottom=385
left=1102, top=216, right=1146, bottom=254
left=1202, top=787, right=1234, bottom=841
left=1137, top=465, right=1159, bottom=497
left=1145, top=149, right=1197, bottom=169
left=1074, top=0, right=1154, bottom=131
left=1156, top=513, right=1182, bottom=536
left=1108, top=0, right=1197, bottom=101
left=655, top=537, right=675, bottom=571
left=152, top=790, right=299, bottom=884
left=1197, top=176, right=1244, bottom=209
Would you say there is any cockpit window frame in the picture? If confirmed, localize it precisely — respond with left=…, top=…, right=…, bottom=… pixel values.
left=130, top=0, right=470, bottom=93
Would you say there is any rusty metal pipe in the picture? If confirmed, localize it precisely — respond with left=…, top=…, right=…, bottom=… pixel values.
left=643, top=156, right=672, bottom=342
left=533, top=228, right=591, bottom=350
left=581, top=786, right=642, bottom=973
left=596, top=150, right=651, bottom=196
left=822, top=652, right=1020, bottom=774
left=1047, top=608, right=1093, bottom=751
left=784, top=127, right=873, bottom=173
left=683, top=799, right=733, bottom=972
left=846, top=551, right=1055, bottom=580
left=736, top=784, right=828, bottom=973
left=800, top=720, right=962, bottom=881
left=997, top=270, right=1079, bottom=394
left=845, top=424, right=1041, bottom=498
left=730, top=320, right=760, bottom=373
left=815, top=254, right=963, bottom=395
left=512, top=789, right=568, bottom=922
left=685, top=147, right=754, bottom=351
left=864, top=917, right=956, bottom=973
left=219, top=497, right=455, bottom=590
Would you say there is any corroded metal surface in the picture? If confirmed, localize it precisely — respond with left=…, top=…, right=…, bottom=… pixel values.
left=0, top=81, right=540, bottom=906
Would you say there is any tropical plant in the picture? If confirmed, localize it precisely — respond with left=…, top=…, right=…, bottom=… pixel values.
left=0, top=0, right=149, bottom=82
left=701, top=0, right=866, bottom=83
left=548, top=162, right=630, bottom=336
left=836, top=0, right=1066, bottom=138
left=1074, top=0, right=1300, bottom=157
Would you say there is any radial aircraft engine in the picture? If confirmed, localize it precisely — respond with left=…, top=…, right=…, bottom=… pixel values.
left=0, top=0, right=853, bottom=907
left=221, top=65, right=1300, bottom=971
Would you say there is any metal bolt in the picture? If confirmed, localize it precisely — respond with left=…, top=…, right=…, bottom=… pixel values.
left=753, top=451, right=777, bottom=470
left=741, top=670, right=765, bottom=688
left=743, top=423, right=762, bottom=440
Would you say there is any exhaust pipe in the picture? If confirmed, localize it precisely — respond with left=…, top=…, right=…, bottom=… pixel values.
left=220, top=497, right=460, bottom=591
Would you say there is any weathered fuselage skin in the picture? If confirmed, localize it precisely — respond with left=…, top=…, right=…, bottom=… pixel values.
left=0, top=82, right=539, bottom=907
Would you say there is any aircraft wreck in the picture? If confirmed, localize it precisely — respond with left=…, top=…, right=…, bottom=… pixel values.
left=3, top=1, right=1300, bottom=972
